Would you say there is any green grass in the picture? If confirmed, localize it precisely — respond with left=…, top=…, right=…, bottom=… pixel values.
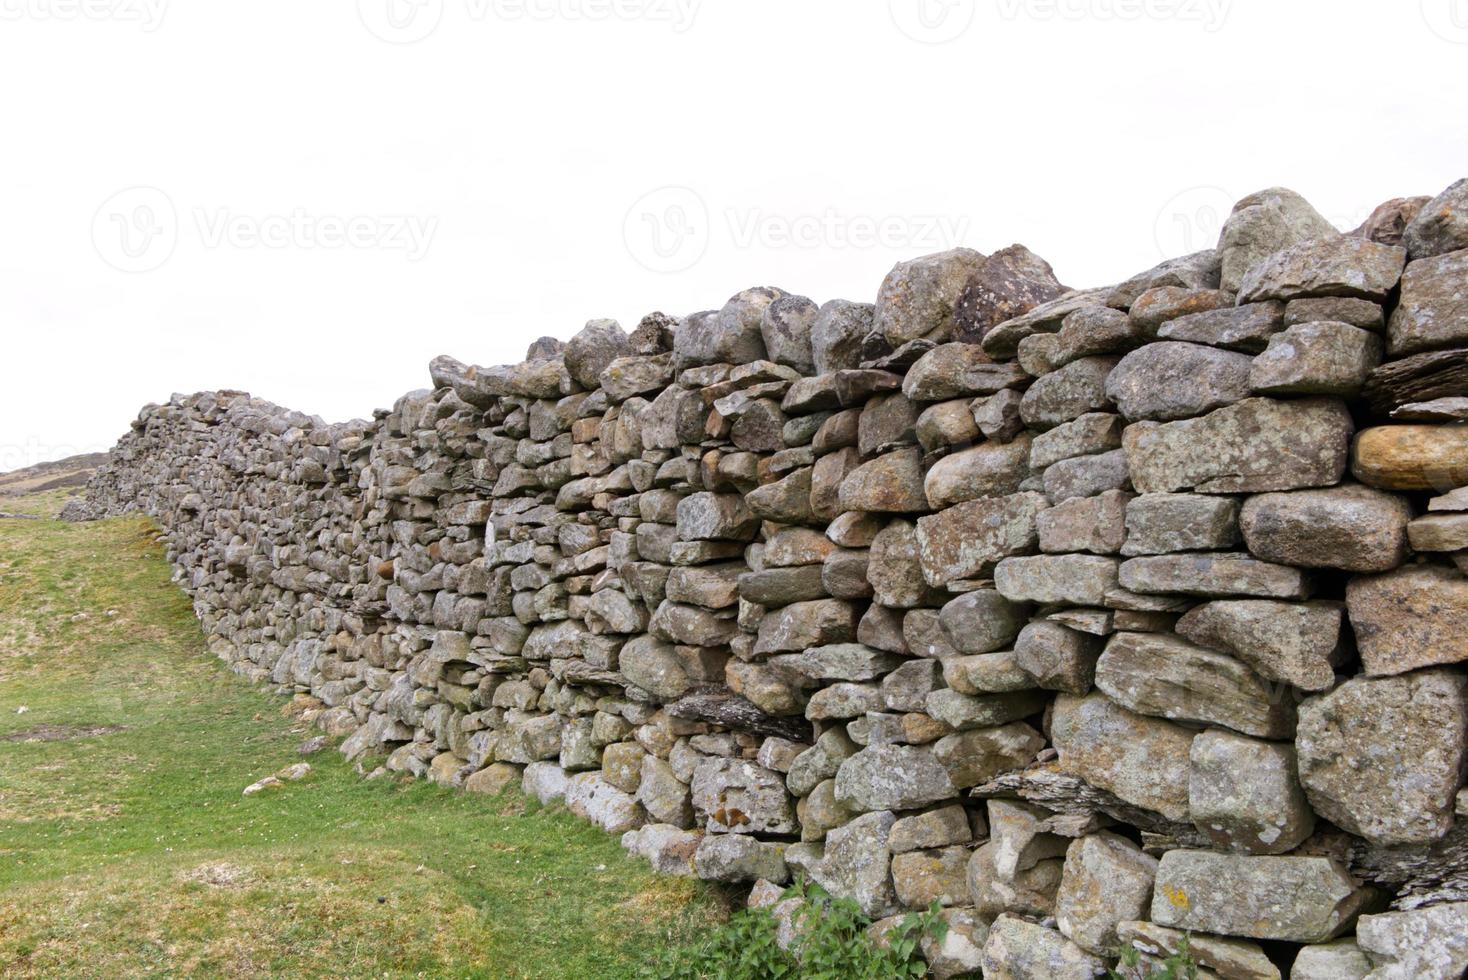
left=0, top=493, right=728, bottom=979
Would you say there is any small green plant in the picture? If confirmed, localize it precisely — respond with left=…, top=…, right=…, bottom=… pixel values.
left=1109, top=933, right=1201, bottom=980
left=647, top=880, right=948, bottom=980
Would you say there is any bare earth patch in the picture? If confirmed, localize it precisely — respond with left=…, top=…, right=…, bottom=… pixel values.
left=1, top=724, right=127, bottom=743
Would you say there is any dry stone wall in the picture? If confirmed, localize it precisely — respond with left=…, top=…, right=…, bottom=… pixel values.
left=69, top=180, right=1468, bottom=979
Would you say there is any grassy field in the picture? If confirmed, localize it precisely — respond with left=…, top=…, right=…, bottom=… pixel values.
left=0, top=492, right=727, bottom=979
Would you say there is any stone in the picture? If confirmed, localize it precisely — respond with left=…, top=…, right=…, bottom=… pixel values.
left=1037, top=490, right=1128, bottom=555
left=1412, top=511, right=1468, bottom=551
left=838, top=447, right=928, bottom=513
left=932, top=723, right=1045, bottom=789
left=1189, top=730, right=1314, bottom=855
left=889, top=805, right=973, bottom=854
left=1404, top=177, right=1468, bottom=259
left=805, top=682, right=880, bottom=721
left=875, top=247, right=987, bottom=346
left=1239, top=484, right=1411, bottom=573
left=903, top=608, right=957, bottom=659
left=1156, top=301, right=1286, bottom=352
left=903, top=343, right=1028, bottom=402
left=1116, top=921, right=1282, bottom=980
left=787, top=729, right=859, bottom=797
left=1047, top=305, right=1145, bottom=365
left=1019, top=356, right=1119, bottom=430
left=1107, top=342, right=1255, bottom=422
left=1124, top=397, right=1353, bottom=494
left=891, top=846, right=971, bottom=908
left=753, top=598, right=858, bottom=656
left=915, top=399, right=980, bottom=452
left=675, top=307, right=766, bottom=367
left=1286, top=295, right=1385, bottom=330
left=738, top=565, right=826, bottom=608
left=812, top=299, right=875, bottom=374
left=1108, top=251, right=1222, bottom=309
left=691, top=758, right=797, bottom=835
left=650, top=601, right=738, bottom=649
left=760, top=294, right=818, bottom=373
left=1042, top=449, right=1129, bottom=503
left=602, top=742, right=647, bottom=792
left=995, top=554, right=1120, bottom=607
left=953, top=243, right=1068, bottom=343
left=522, top=762, right=569, bottom=804
left=599, top=353, right=675, bottom=402
left=1387, top=249, right=1468, bottom=356
left=1119, top=553, right=1309, bottom=600
left=564, top=773, right=646, bottom=835
left=925, top=688, right=1047, bottom=732
left=639, top=756, right=694, bottom=827
left=693, top=834, right=789, bottom=884
left=983, top=286, right=1114, bottom=359
left=1122, top=493, right=1240, bottom=556
left=1356, top=902, right=1468, bottom=980
left=916, top=492, right=1049, bottom=586
left=1051, top=693, right=1195, bottom=822
left=622, top=824, right=701, bottom=876
left=1248, top=321, right=1382, bottom=395
left=1175, top=600, right=1343, bottom=691
left=1296, top=669, right=1468, bottom=845
left=1150, top=850, right=1371, bottom=943
left=675, top=492, right=758, bottom=542
left=1347, top=564, right=1468, bottom=675
left=881, top=659, right=943, bottom=713
left=770, top=644, right=900, bottom=684
left=943, top=651, right=1033, bottom=694
left=1218, top=187, right=1339, bottom=293
left=981, top=915, right=1106, bottom=980
left=972, top=389, right=1026, bottom=442
left=1290, top=940, right=1371, bottom=980
left=923, top=435, right=1033, bottom=508
left=834, top=744, right=958, bottom=812
left=564, top=318, right=630, bottom=390
left=1352, top=424, right=1468, bottom=491
left=858, top=393, right=918, bottom=457
left=1014, top=621, right=1101, bottom=694
left=1029, top=412, right=1124, bottom=469
left=815, top=809, right=900, bottom=918
left=1237, top=236, right=1405, bottom=304
left=868, top=520, right=943, bottom=609
left=1129, top=286, right=1235, bottom=334
left=968, top=841, right=1065, bottom=919
left=746, top=467, right=815, bottom=524
left=1054, top=832, right=1158, bottom=956
left=922, top=908, right=991, bottom=979
left=938, top=589, right=1029, bottom=656
left=1094, top=631, right=1295, bottom=739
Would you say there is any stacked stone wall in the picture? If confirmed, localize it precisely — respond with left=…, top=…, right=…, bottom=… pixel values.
left=69, top=180, right=1468, bottom=978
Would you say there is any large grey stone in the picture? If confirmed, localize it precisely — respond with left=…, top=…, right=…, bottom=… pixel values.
left=1248, top=321, right=1382, bottom=396
left=1239, top=484, right=1411, bottom=573
left=916, top=492, right=1049, bottom=586
left=932, top=724, right=1045, bottom=789
left=1123, top=397, right=1353, bottom=494
left=838, top=447, right=928, bottom=513
left=1054, top=832, right=1158, bottom=956
left=875, top=248, right=987, bottom=346
left=903, top=343, right=1028, bottom=401
left=1296, top=669, right=1468, bottom=846
left=1150, top=850, right=1371, bottom=943
left=564, top=318, right=630, bottom=390
left=1290, top=940, right=1371, bottom=980
left=693, top=834, right=789, bottom=884
left=834, top=744, right=957, bottom=813
left=814, top=810, right=900, bottom=918
left=1120, top=552, right=1308, bottom=599
left=1107, top=341, right=1254, bottom=422
left=981, top=915, right=1106, bottom=980
left=691, top=758, right=798, bottom=835
left=953, top=243, right=1068, bottom=344
left=1386, top=249, right=1468, bottom=356
left=924, top=435, right=1033, bottom=508
left=1356, top=902, right=1468, bottom=980
left=1051, top=693, right=1194, bottom=822
left=761, top=294, right=818, bottom=373
left=1404, top=177, right=1468, bottom=259
left=1238, top=237, right=1405, bottom=304
left=994, top=555, right=1120, bottom=607
left=1156, top=301, right=1286, bottom=352
left=1175, top=599, right=1343, bottom=691
left=1188, top=729, right=1314, bottom=855
left=1346, top=564, right=1468, bottom=675
left=938, top=589, right=1030, bottom=655
left=1217, top=187, right=1339, bottom=293
left=812, top=299, right=875, bottom=374
left=1019, top=356, right=1119, bottom=430
left=1095, top=631, right=1295, bottom=739
left=1122, top=492, right=1240, bottom=556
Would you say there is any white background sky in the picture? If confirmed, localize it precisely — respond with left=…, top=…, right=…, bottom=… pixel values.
left=2, top=0, right=1465, bottom=468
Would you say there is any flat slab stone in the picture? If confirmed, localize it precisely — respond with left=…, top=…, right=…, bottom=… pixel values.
left=1119, top=553, right=1310, bottom=599
left=1356, top=902, right=1468, bottom=980
left=994, top=555, right=1121, bottom=607
left=1094, top=631, right=1296, bottom=739
left=1122, top=492, right=1240, bottom=556
left=1388, top=249, right=1468, bottom=357
left=1106, top=341, right=1254, bottom=422
left=834, top=744, right=958, bottom=813
left=1237, top=236, right=1406, bottom=304
left=1150, top=850, right=1372, bottom=943
left=1239, top=484, right=1412, bottom=573
left=916, top=492, right=1049, bottom=586
left=1124, top=397, right=1352, bottom=494
left=1175, top=599, right=1343, bottom=691
left=1188, top=729, right=1314, bottom=855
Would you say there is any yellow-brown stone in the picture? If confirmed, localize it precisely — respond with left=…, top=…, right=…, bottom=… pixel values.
left=1352, top=425, right=1468, bottom=491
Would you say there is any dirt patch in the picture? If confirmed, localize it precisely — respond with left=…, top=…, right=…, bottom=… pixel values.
left=1, top=724, right=127, bottom=743
left=177, top=862, right=257, bottom=888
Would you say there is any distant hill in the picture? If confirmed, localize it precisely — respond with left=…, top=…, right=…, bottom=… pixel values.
left=0, top=452, right=109, bottom=496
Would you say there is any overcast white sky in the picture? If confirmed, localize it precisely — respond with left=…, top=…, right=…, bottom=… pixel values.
left=2, top=0, right=1464, bottom=468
